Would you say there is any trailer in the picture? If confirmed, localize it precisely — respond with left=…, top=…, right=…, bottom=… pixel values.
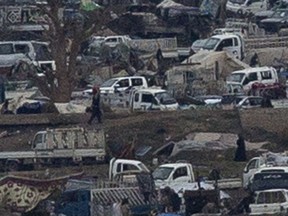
left=0, top=127, right=107, bottom=171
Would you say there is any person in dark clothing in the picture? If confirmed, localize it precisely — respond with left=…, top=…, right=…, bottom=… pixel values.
left=0, top=75, right=5, bottom=104
left=234, top=134, right=247, bottom=161
left=87, top=86, right=102, bottom=124
left=250, top=53, right=259, bottom=67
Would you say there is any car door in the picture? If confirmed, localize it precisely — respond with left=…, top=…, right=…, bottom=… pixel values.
left=243, top=158, right=260, bottom=188
left=220, top=38, right=240, bottom=59
left=114, top=78, right=130, bottom=92
left=171, top=166, right=191, bottom=183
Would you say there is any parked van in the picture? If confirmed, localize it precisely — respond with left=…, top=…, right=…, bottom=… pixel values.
left=100, top=76, right=149, bottom=94
left=0, top=41, right=56, bottom=72
left=226, top=66, right=279, bottom=93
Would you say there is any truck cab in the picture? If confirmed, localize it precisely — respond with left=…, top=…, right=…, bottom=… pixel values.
left=226, top=66, right=279, bottom=93
left=129, top=88, right=179, bottom=111
left=152, top=163, right=195, bottom=187
left=99, top=76, right=148, bottom=95
left=32, top=131, right=47, bottom=150
left=108, top=158, right=150, bottom=181
left=243, top=156, right=265, bottom=188
left=202, top=34, right=244, bottom=59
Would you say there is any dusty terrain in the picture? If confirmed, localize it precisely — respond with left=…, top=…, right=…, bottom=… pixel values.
left=0, top=108, right=287, bottom=215
left=0, top=109, right=284, bottom=177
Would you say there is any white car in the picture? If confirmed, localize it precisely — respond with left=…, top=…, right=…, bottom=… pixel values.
left=103, top=35, right=132, bottom=48
left=235, top=96, right=264, bottom=109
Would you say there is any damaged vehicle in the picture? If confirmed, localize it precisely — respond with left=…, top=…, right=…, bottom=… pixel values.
left=249, top=189, right=288, bottom=215
left=260, top=9, right=288, bottom=33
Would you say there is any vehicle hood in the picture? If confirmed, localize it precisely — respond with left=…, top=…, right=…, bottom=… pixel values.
left=0, top=54, right=28, bottom=67
left=254, top=10, right=274, bottom=17
left=160, top=103, right=179, bottom=111
left=261, top=18, right=284, bottom=23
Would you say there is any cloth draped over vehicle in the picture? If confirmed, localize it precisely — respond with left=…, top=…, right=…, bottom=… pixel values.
left=0, top=171, right=82, bottom=213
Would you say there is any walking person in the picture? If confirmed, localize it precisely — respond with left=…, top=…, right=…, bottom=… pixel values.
left=87, top=86, right=102, bottom=124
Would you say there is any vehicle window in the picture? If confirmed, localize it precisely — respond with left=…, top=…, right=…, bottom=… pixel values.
left=116, top=163, right=121, bottom=172
left=33, top=134, right=43, bottom=148
left=0, top=44, right=14, bottom=54
left=33, top=43, right=52, bottom=61
left=101, top=79, right=117, bottom=87
left=242, top=77, right=250, bottom=85
left=261, top=71, right=272, bottom=80
left=273, top=191, right=286, bottom=203
left=105, top=38, right=117, bottom=43
left=242, top=99, right=249, bottom=106
left=142, top=94, right=153, bottom=103
left=247, top=159, right=257, bottom=171
left=173, top=167, right=188, bottom=179
left=248, top=72, right=258, bottom=81
left=135, top=93, right=139, bottom=102
left=14, top=44, right=29, bottom=54
left=249, top=98, right=257, bottom=106
left=203, top=38, right=220, bottom=50
left=258, top=191, right=286, bottom=204
left=220, top=38, right=233, bottom=48
left=247, top=0, right=262, bottom=4
left=118, top=79, right=129, bottom=87
left=233, top=38, right=239, bottom=46
left=131, top=78, right=143, bottom=86
left=123, top=164, right=138, bottom=171
left=257, top=192, right=265, bottom=204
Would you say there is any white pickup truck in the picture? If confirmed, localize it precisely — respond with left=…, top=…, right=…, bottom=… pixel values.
left=102, top=87, right=179, bottom=112
left=250, top=189, right=288, bottom=215
left=243, top=152, right=288, bottom=188
left=0, top=127, right=107, bottom=171
left=109, top=158, right=242, bottom=189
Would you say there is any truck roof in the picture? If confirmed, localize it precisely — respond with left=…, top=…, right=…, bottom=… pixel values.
left=113, top=158, right=146, bottom=165
left=255, top=166, right=288, bottom=174
left=136, top=88, right=167, bottom=94
left=255, top=188, right=288, bottom=193
left=159, top=163, right=191, bottom=168
left=211, top=34, right=240, bottom=40
left=232, top=66, right=272, bottom=74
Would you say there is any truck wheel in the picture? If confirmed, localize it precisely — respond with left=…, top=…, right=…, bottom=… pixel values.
left=6, top=161, right=19, bottom=172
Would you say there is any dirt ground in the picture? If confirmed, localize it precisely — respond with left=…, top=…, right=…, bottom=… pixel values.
left=0, top=109, right=285, bottom=215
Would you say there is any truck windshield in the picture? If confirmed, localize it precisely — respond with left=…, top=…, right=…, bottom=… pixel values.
left=203, top=38, right=220, bottom=50
left=228, top=0, right=246, bottom=4
left=101, top=79, right=117, bottom=87
left=155, top=92, right=177, bottom=105
left=227, top=73, right=245, bottom=83
left=153, top=167, right=173, bottom=180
